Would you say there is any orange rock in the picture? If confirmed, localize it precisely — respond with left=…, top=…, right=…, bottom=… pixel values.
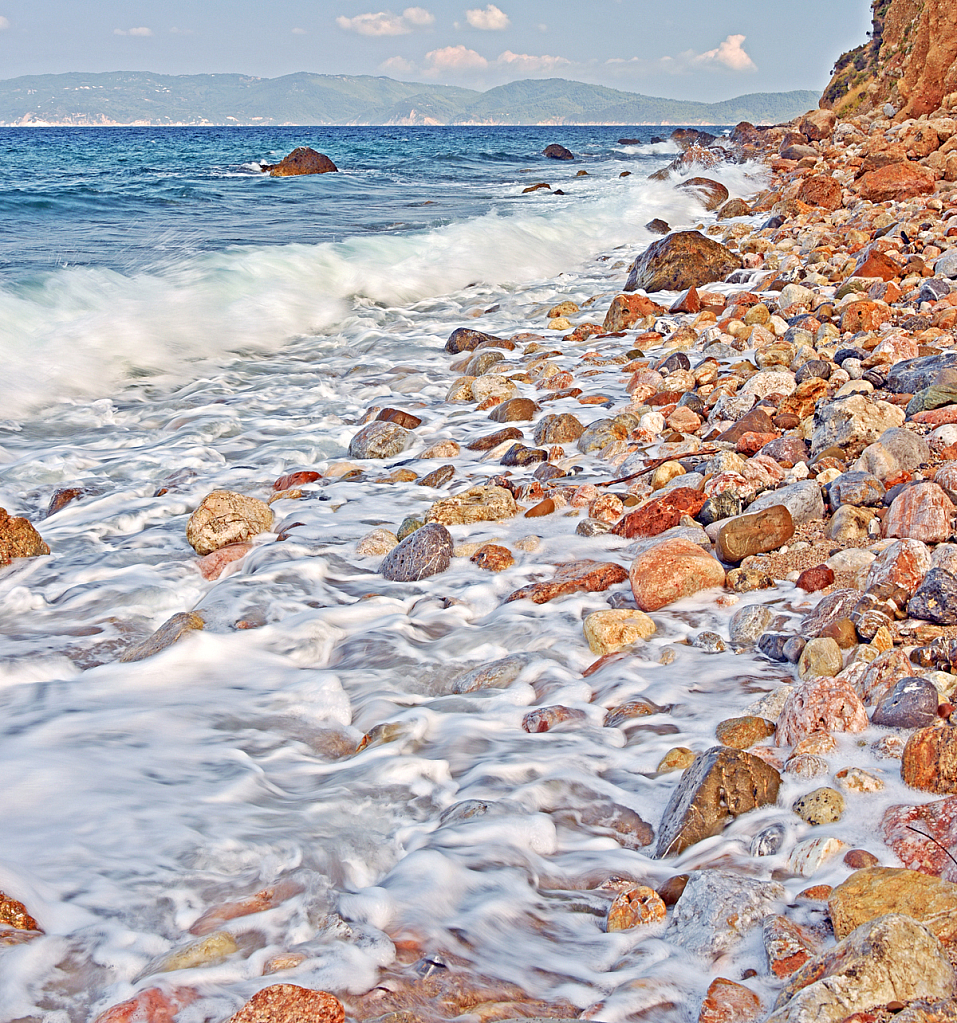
left=840, top=301, right=893, bottom=333
left=506, top=559, right=628, bottom=604
left=611, top=488, right=707, bottom=539
left=93, top=987, right=197, bottom=1023
left=797, top=175, right=843, bottom=211
left=522, top=705, right=586, bottom=732
left=0, top=891, right=39, bottom=932
left=629, top=538, right=726, bottom=612
left=0, top=507, right=50, bottom=564
left=884, top=482, right=956, bottom=544
left=669, top=286, right=701, bottom=314
left=775, top=676, right=869, bottom=747
left=697, top=978, right=762, bottom=1023
left=226, top=985, right=344, bottom=1023
left=606, top=885, right=666, bottom=931
left=189, top=880, right=303, bottom=935
left=196, top=542, right=253, bottom=581
left=764, top=914, right=820, bottom=978
left=853, top=250, right=903, bottom=281
left=856, top=162, right=936, bottom=202
left=601, top=293, right=666, bottom=332
left=470, top=543, right=515, bottom=572
left=902, top=727, right=957, bottom=794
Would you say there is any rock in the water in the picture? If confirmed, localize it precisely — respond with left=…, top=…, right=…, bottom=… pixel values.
left=792, top=786, right=845, bottom=825
left=186, top=490, right=274, bottom=555
left=729, top=604, right=774, bottom=649
left=715, top=716, right=775, bottom=749
left=450, top=654, right=530, bottom=694
left=601, top=292, right=666, bottom=331
left=666, top=869, right=785, bottom=957
left=507, top=560, right=628, bottom=604
left=797, top=637, right=843, bottom=680
left=426, top=485, right=517, bottom=526
left=656, top=746, right=781, bottom=857
left=625, top=230, right=742, bottom=293
left=606, top=885, right=666, bottom=932
left=612, top=488, right=707, bottom=539
left=583, top=609, right=656, bottom=654
left=489, top=397, right=540, bottom=422
left=543, top=143, right=573, bottom=160
left=698, top=978, right=763, bottom=1023
left=873, top=676, right=940, bottom=728
left=830, top=867, right=957, bottom=945
left=226, top=985, right=345, bottom=1023
left=901, top=726, right=957, bottom=793
left=380, top=523, right=453, bottom=582
left=630, top=537, right=726, bottom=612
left=766, top=914, right=955, bottom=1023
left=764, top=915, right=821, bottom=979
left=676, top=176, right=729, bottom=211
left=776, top=675, right=868, bottom=746
left=348, top=420, right=413, bottom=459
left=884, top=482, right=955, bottom=544
left=0, top=508, right=50, bottom=564
left=261, top=148, right=338, bottom=177
left=356, top=528, right=399, bottom=556
left=881, top=797, right=957, bottom=882
left=716, top=505, right=794, bottom=563
left=533, top=413, right=583, bottom=445
left=120, top=611, right=205, bottom=663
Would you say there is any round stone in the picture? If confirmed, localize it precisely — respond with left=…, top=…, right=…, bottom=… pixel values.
left=872, top=676, right=940, bottom=729
left=792, top=787, right=845, bottom=826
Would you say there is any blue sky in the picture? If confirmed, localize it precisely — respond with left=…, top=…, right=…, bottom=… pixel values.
left=0, top=1, right=872, bottom=99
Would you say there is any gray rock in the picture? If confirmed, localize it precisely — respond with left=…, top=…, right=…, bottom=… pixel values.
left=449, top=654, right=531, bottom=694
left=693, top=631, right=726, bottom=653
left=349, top=420, right=413, bottom=459
left=887, top=352, right=957, bottom=394
left=872, top=676, right=940, bottom=729
left=751, top=821, right=787, bottom=856
left=380, top=522, right=453, bottom=581
left=667, top=869, right=785, bottom=958
left=908, top=567, right=957, bottom=625
left=577, top=419, right=625, bottom=455
left=802, top=588, right=863, bottom=637
left=748, top=480, right=825, bottom=526
left=730, top=604, right=774, bottom=649
left=811, top=394, right=905, bottom=459
left=935, top=250, right=957, bottom=280
left=919, top=278, right=953, bottom=304
left=828, top=471, right=885, bottom=510
left=876, top=427, right=931, bottom=471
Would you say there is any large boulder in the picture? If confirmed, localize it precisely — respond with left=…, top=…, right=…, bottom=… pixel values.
left=855, top=161, right=936, bottom=202
left=625, top=231, right=742, bottom=294
left=261, top=147, right=338, bottom=177
left=543, top=143, right=573, bottom=160
left=676, top=177, right=729, bottom=211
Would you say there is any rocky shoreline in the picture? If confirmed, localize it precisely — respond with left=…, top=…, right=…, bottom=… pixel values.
left=7, top=100, right=957, bottom=1023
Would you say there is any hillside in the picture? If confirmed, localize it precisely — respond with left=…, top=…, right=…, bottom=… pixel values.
left=0, top=71, right=820, bottom=127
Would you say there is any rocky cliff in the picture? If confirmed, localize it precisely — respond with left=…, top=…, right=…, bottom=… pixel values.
left=822, top=0, right=957, bottom=120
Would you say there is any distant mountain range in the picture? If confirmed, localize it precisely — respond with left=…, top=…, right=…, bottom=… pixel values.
left=0, top=71, right=820, bottom=127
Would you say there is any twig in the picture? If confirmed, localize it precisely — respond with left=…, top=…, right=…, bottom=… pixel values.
left=596, top=447, right=720, bottom=488
left=906, top=825, right=957, bottom=869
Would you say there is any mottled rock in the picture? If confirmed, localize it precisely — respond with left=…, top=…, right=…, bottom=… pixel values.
left=606, top=885, right=666, bottom=932
left=775, top=675, right=868, bottom=746
left=792, top=787, right=844, bottom=826
left=522, top=705, right=586, bottom=733
left=506, top=560, right=628, bottom=605
left=729, top=604, right=774, bottom=649
left=533, top=414, right=583, bottom=445
left=764, top=915, right=821, bottom=979
left=602, top=292, right=666, bottom=331
left=698, top=978, right=763, bottom=1023
left=226, top=985, right=345, bottom=1023
left=715, top=716, right=775, bottom=749
left=856, top=161, right=937, bottom=202
left=873, top=676, right=940, bottom=729
left=885, top=483, right=955, bottom=544
left=866, top=538, right=932, bottom=596
left=656, top=746, right=781, bottom=857
left=380, top=523, right=453, bottom=582
left=427, top=485, right=516, bottom=526
left=489, top=398, right=541, bottom=422
left=902, top=726, right=957, bottom=793
left=787, top=836, right=849, bottom=877
left=882, top=797, right=957, bottom=882
left=797, top=637, right=843, bottom=680
left=796, top=173, right=842, bottom=210
left=612, top=488, right=707, bottom=539
left=811, top=394, right=905, bottom=459
left=348, top=420, right=412, bottom=460
left=829, top=471, right=885, bottom=510
left=583, top=609, right=656, bottom=654
left=196, top=542, right=252, bottom=581
left=629, top=538, right=726, bottom=612
left=801, top=589, right=863, bottom=638
left=576, top=419, right=628, bottom=454
left=185, top=490, right=274, bottom=556
left=470, top=543, right=514, bottom=573
left=626, top=231, right=742, bottom=293
left=748, top=481, right=825, bottom=526
left=450, top=655, right=530, bottom=694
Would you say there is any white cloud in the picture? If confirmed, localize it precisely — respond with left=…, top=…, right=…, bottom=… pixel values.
left=465, top=4, right=510, bottom=30
left=381, top=55, right=416, bottom=73
left=0, top=16, right=9, bottom=30
left=114, top=26, right=153, bottom=36
left=336, top=8, right=434, bottom=36
left=497, top=50, right=569, bottom=73
left=690, top=34, right=757, bottom=72
left=422, top=44, right=489, bottom=74
left=170, top=26, right=193, bottom=35
left=292, top=27, right=307, bottom=34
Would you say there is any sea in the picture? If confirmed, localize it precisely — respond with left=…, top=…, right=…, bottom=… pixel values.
left=0, top=126, right=892, bottom=1022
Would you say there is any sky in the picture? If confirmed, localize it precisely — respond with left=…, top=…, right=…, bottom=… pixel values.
left=0, top=1, right=873, bottom=100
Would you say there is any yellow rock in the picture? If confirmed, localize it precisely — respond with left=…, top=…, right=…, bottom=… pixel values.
left=421, top=440, right=460, bottom=459
left=548, top=301, right=579, bottom=318
left=147, top=931, right=239, bottom=976
left=548, top=317, right=573, bottom=331
left=583, top=609, right=657, bottom=654
left=606, top=886, right=666, bottom=932
left=650, top=461, right=686, bottom=491
left=657, top=747, right=696, bottom=773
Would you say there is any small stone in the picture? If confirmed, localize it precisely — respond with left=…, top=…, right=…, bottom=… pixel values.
left=819, top=618, right=857, bottom=649
left=872, top=676, right=940, bottom=729
left=0, top=508, right=50, bottom=564
left=796, top=565, right=835, bottom=593
left=0, top=892, right=39, bottom=932
left=144, top=931, right=239, bottom=977
left=657, top=747, right=696, bottom=773
left=380, top=523, right=453, bottom=582
left=603, top=698, right=661, bottom=727
left=396, top=516, right=423, bottom=541
left=196, top=543, right=252, bottom=580
left=693, top=631, right=726, bottom=653
left=792, top=787, right=844, bottom=825
left=469, top=543, right=514, bottom=572
left=450, top=654, right=530, bottom=694
left=657, top=874, right=689, bottom=905
left=715, top=717, right=775, bottom=749
left=698, top=978, right=763, bottom=1023
left=226, top=985, right=345, bottom=1023
left=727, top=567, right=775, bottom=592
left=843, top=849, right=879, bottom=869
left=775, top=675, right=868, bottom=746
left=797, top=637, right=843, bottom=680
left=716, top=505, right=794, bottom=563
left=901, top=726, right=957, bottom=793
left=786, top=836, right=849, bottom=877
left=419, top=464, right=455, bottom=488
left=522, top=706, right=586, bottom=732
left=427, top=485, right=517, bottom=526
left=186, top=490, right=274, bottom=555
left=120, top=611, right=205, bottom=663
left=729, top=604, right=774, bottom=649
left=751, top=822, right=787, bottom=857
left=606, top=885, right=666, bottom=932
left=786, top=754, right=829, bottom=779
left=764, top=915, right=820, bottom=979
left=506, top=559, right=628, bottom=605
left=583, top=609, right=656, bottom=654
left=835, top=767, right=885, bottom=793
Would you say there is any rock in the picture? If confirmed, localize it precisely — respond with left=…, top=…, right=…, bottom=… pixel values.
left=184, top=490, right=274, bottom=556
left=748, top=481, right=825, bottom=526
left=534, top=414, right=584, bottom=445
left=543, top=143, right=573, bottom=160
left=717, top=198, right=752, bottom=219
left=396, top=516, right=423, bottom=541
left=840, top=300, right=892, bottom=332
left=577, top=418, right=628, bottom=454
left=796, top=565, right=834, bottom=593
left=611, top=488, right=707, bottom=539
left=446, top=327, right=508, bottom=354
left=375, top=407, right=422, bottom=429
left=506, top=559, right=628, bottom=604
left=856, top=161, right=937, bottom=202
left=606, top=886, right=666, bottom=932
left=766, top=914, right=955, bottom=1023
left=751, top=822, right=787, bottom=857
left=489, top=397, right=540, bottom=422
left=715, top=716, right=775, bottom=749
left=0, top=508, right=50, bottom=564
left=0, top=891, right=39, bottom=932
left=775, top=675, right=868, bottom=746
left=93, top=989, right=197, bottom=1023
left=120, top=611, right=205, bottom=663
left=646, top=217, right=670, bottom=234
left=797, top=637, right=844, bottom=680
left=902, top=726, right=957, bottom=793
left=811, top=394, right=905, bottom=459
left=625, top=231, right=742, bottom=294
left=603, top=697, right=663, bottom=727
left=426, top=485, right=516, bottom=526
left=764, top=915, right=821, bottom=978
left=887, top=353, right=957, bottom=394
left=142, top=930, right=238, bottom=977
left=666, top=869, right=785, bottom=957
left=583, top=609, right=656, bottom=654
left=729, top=604, right=774, bottom=649
left=716, top=505, right=794, bottom=563
left=226, top=985, right=345, bottom=1023
left=728, top=567, right=775, bottom=592
left=629, top=538, right=726, bottom=612
left=450, top=655, right=530, bottom=694
left=522, top=705, right=586, bottom=733
left=853, top=249, right=903, bottom=281
left=698, top=978, right=763, bottom=1023
left=802, top=589, right=863, bottom=638
left=261, top=148, right=338, bottom=176
left=601, top=292, right=666, bottom=332
left=195, top=543, right=251, bottom=581
left=470, top=543, right=514, bottom=573
left=348, top=421, right=412, bottom=460
left=873, top=676, right=940, bottom=728
left=676, top=177, right=729, bottom=211
left=829, top=868, right=957, bottom=945
left=829, top=505, right=877, bottom=543
left=380, top=523, right=453, bottom=582
left=658, top=747, right=696, bottom=773
left=882, top=797, right=957, bottom=882
left=885, top=483, right=955, bottom=543
left=866, top=538, right=933, bottom=595
left=796, top=174, right=842, bottom=210
left=910, top=569, right=957, bottom=625
left=829, top=471, right=885, bottom=509
left=655, top=746, right=781, bottom=857
left=792, top=786, right=845, bottom=825
left=787, top=836, right=849, bottom=877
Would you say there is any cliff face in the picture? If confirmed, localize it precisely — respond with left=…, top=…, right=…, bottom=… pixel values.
left=822, top=0, right=957, bottom=120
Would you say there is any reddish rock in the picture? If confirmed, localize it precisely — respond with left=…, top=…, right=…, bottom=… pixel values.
left=796, top=174, right=843, bottom=211
left=840, top=301, right=893, bottom=333
left=626, top=230, right=743, bottom=293
left=375, top=407, right=423, bottom=429
left=902, top=726, right=957, bottom=794
left=797, top=565, right=835, bottom=592
left=629, top=538, right=727, bottom=612
left=853, top=249, right=903, bottom=281
left=698, top=978, right=762, bottom=1023
left=506, top=560, right=627, bottom=604
left=676, top=176, right=730, bottom=211
left=602, top=293, right=666, bottom=332
left=46, top=486, right=86, bottom=516
left=775, top=676, right=869, bottom=747
left=0, top=891, right=39, bottom=931
left=196, top=542, right=253, bottom=581
left=716, top=505, right=794, bottom=563
left=856, top=648, right=916, bottom=705
left=884, top=483, right=956, bottom=544
left=764, top=914, right=820, bottom=978
left=844, top=849, right=880, bottom=869
left=522, top=706, right=586, bottom=732
left=470, top=543, right=515, bottom=572
left=93, top=988, right=197, bottom=1023
left=488, top=397, right=540, bottom=422
left=226, top=986, right=344, bottom=1023
left=610, top=488, right=707, bottom=539
left=856, top=162, right=936, bottom=202
left=606, top=885, right=667, bottom=931
left=736, top=431, right=779, bottom=456
left=882, top=797, right=957, bottom=882
left=189, top=881, right=303, bottom=936
left=262, top=148, right=338, bottom=177
left=716, top=406, right=776, bottom=443
left=865, top=538, right=933, bottom=596
left=670, top=286, right=700, bottom=314
left=0, top=508, right=50, bottom=565
left=272, top=470, right=321, bottom=491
